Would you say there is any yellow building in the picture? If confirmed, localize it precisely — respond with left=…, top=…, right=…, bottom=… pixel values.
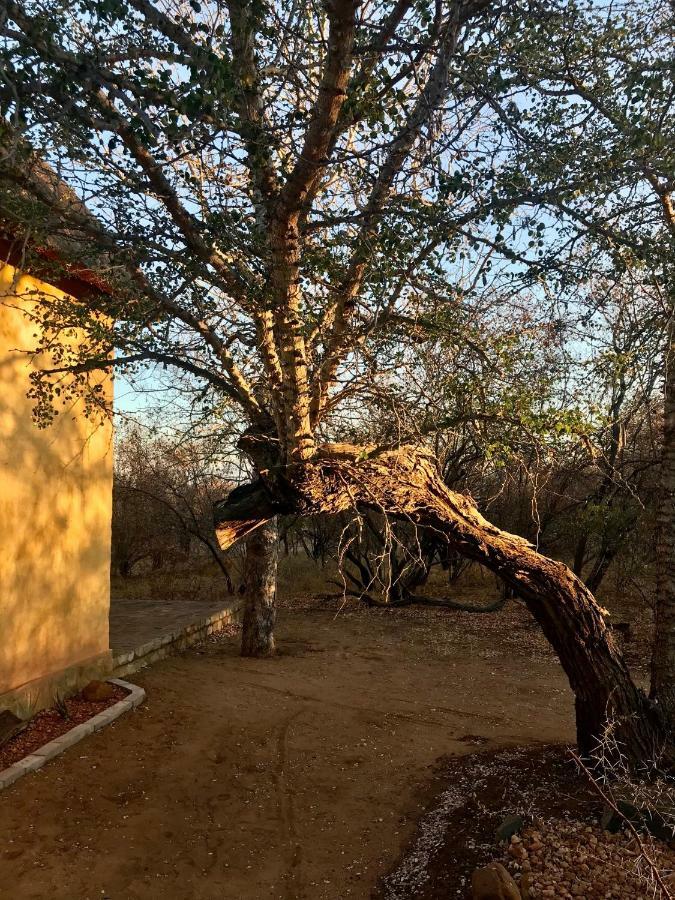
left=0, top=253, right=113, bottom=717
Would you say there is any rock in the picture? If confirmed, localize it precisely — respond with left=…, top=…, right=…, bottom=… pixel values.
left=496, top=814, right=525, bottom=843
left=207, top=749, right=226, bottom=764
left=601, top=800, right=673, bottom=842
left=520, top=872, right=532, bottom=899
left=0, top=710, right=26, bottom=747
left=472, top=862, right=522, bottom=899
left=81, top=680, right=115, bottom=702
left=508, top=842, right=528, bottom=861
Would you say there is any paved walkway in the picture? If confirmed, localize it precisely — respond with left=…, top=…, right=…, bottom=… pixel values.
left=109, top=596, right=238, bottom=653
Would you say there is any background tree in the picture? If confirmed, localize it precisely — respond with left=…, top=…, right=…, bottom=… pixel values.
left=113, top=425, right=236, bottom=590
left=468, top=0, right=675, bottom=720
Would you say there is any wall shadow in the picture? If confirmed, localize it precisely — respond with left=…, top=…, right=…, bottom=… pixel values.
left=0, top=264, right=113, bottom=699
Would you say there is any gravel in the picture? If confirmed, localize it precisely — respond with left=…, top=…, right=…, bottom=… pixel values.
left=501, top=819, right=675, bottom=899
left=0, top=684, right=129, bottom=770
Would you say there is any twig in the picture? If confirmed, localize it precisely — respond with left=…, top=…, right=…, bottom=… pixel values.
left=570, top=749, right=673, bottom=900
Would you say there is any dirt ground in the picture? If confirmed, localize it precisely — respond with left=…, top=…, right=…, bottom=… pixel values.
left=377, top=744, right=598, bottom=899
left=0, top=599, right=575, bottom=900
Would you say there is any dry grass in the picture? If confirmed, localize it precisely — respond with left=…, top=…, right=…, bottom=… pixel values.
left=111, top=551, right=504, bottom=609
left=111, top=550, right=654, bottom=672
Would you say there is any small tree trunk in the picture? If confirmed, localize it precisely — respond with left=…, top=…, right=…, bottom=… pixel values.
left=584, top=541, right=619, bottom=595
left=652, top=315, right=675, bottom=724
left=241, top=517, right=278, bottom=657
left=573, top=532, right=588, bottom=577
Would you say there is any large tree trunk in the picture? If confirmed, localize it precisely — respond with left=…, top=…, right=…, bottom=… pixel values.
left=652, top=314, right=675, bottom=725
left=216, top=441, right=670, bottom=769
left=241, top=517, right=278, bottom=657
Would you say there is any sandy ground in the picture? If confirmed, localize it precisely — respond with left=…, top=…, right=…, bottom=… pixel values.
left=0, top=601, right=575, bottom=900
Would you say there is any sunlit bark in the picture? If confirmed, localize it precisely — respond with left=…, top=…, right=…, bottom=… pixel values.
left=216, top=441, right=671, bottom=767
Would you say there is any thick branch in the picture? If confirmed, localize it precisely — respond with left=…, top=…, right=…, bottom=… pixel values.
left=214, top=440, right=667, bottom=767
left=310, top=4, right=478, bottom=423
left=278, top=0, right=358, bottom=219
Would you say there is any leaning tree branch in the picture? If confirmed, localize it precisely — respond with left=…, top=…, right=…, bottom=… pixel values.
left=214, top=438, right=668, bottom=769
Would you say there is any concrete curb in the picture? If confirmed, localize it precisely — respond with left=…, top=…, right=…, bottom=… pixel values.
left=0, top=678, right=145, bottom=791
left=112, top=600, right=242, bottom=678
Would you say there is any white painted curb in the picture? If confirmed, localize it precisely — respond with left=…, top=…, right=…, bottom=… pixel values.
left=0, top=678, right=145, bottom=791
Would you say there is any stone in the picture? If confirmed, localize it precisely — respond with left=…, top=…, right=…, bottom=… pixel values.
left=601, top=800, right=673, bottom=842
left=472, top=862, right=522, bottom=899
left=508, top=842, right=528, bottom=861
left=207, top=749, right=226, bottom=764
left=81, top=680, right=116, bottom=702
left=0, top=710, right=26, bottom=747
left=496, top=814, right=525, bottom=843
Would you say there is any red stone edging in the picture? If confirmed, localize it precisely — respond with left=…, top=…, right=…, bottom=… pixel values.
left=0, top=678, right=145, bottom=790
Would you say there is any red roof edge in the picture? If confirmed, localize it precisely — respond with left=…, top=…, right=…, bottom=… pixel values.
left=0, top=233, right=114, bottom=300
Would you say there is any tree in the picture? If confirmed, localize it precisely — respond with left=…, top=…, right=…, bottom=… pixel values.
left=356, top=269, right=665, bottom=601
left=0, top=0, right=671, bottom=765
left=468, top=0, right=675, bottom=722
left=564, top=278, right=664, bottom=594
left=113, top=425, right=236, bottom=590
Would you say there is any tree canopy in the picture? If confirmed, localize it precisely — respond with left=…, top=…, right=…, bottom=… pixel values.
left=1, top=0, right=674, bottom=765
left=2, top=0, right=669, bottom=458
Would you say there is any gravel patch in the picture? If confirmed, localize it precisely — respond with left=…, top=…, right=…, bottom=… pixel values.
left=0, top=683, right=129, bottom=770
left=502, top=819, right=675, bottom=899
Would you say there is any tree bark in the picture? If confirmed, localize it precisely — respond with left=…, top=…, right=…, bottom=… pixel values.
left=651, top=310, right=675, bottom=725
left=241, top=517, right=278, bottom=658
left=573, top=532, right=588, bottom=578
left=216, top=441, right=671, bottom=768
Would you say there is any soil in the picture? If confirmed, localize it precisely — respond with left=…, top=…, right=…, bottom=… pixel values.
left=377, top=744, right=675, bottom=899
left=375, top=744, right=596, bottom=899
left=0, top=684, right=129, bottom=771
left=0, top=598, right=576, bottom=899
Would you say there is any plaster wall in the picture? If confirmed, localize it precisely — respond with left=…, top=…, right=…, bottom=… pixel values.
left=0, top=262, right=113, bottom=715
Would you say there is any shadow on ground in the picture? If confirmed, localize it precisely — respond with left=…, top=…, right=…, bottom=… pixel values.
left=0, top=600, right=574, bottom=900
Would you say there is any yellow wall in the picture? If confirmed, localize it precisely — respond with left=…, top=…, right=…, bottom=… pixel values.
left=0, top=262, right=113, bottom=711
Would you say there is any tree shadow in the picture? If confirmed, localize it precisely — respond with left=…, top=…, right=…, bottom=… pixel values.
left=0, top=270, right=113, bottom=702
